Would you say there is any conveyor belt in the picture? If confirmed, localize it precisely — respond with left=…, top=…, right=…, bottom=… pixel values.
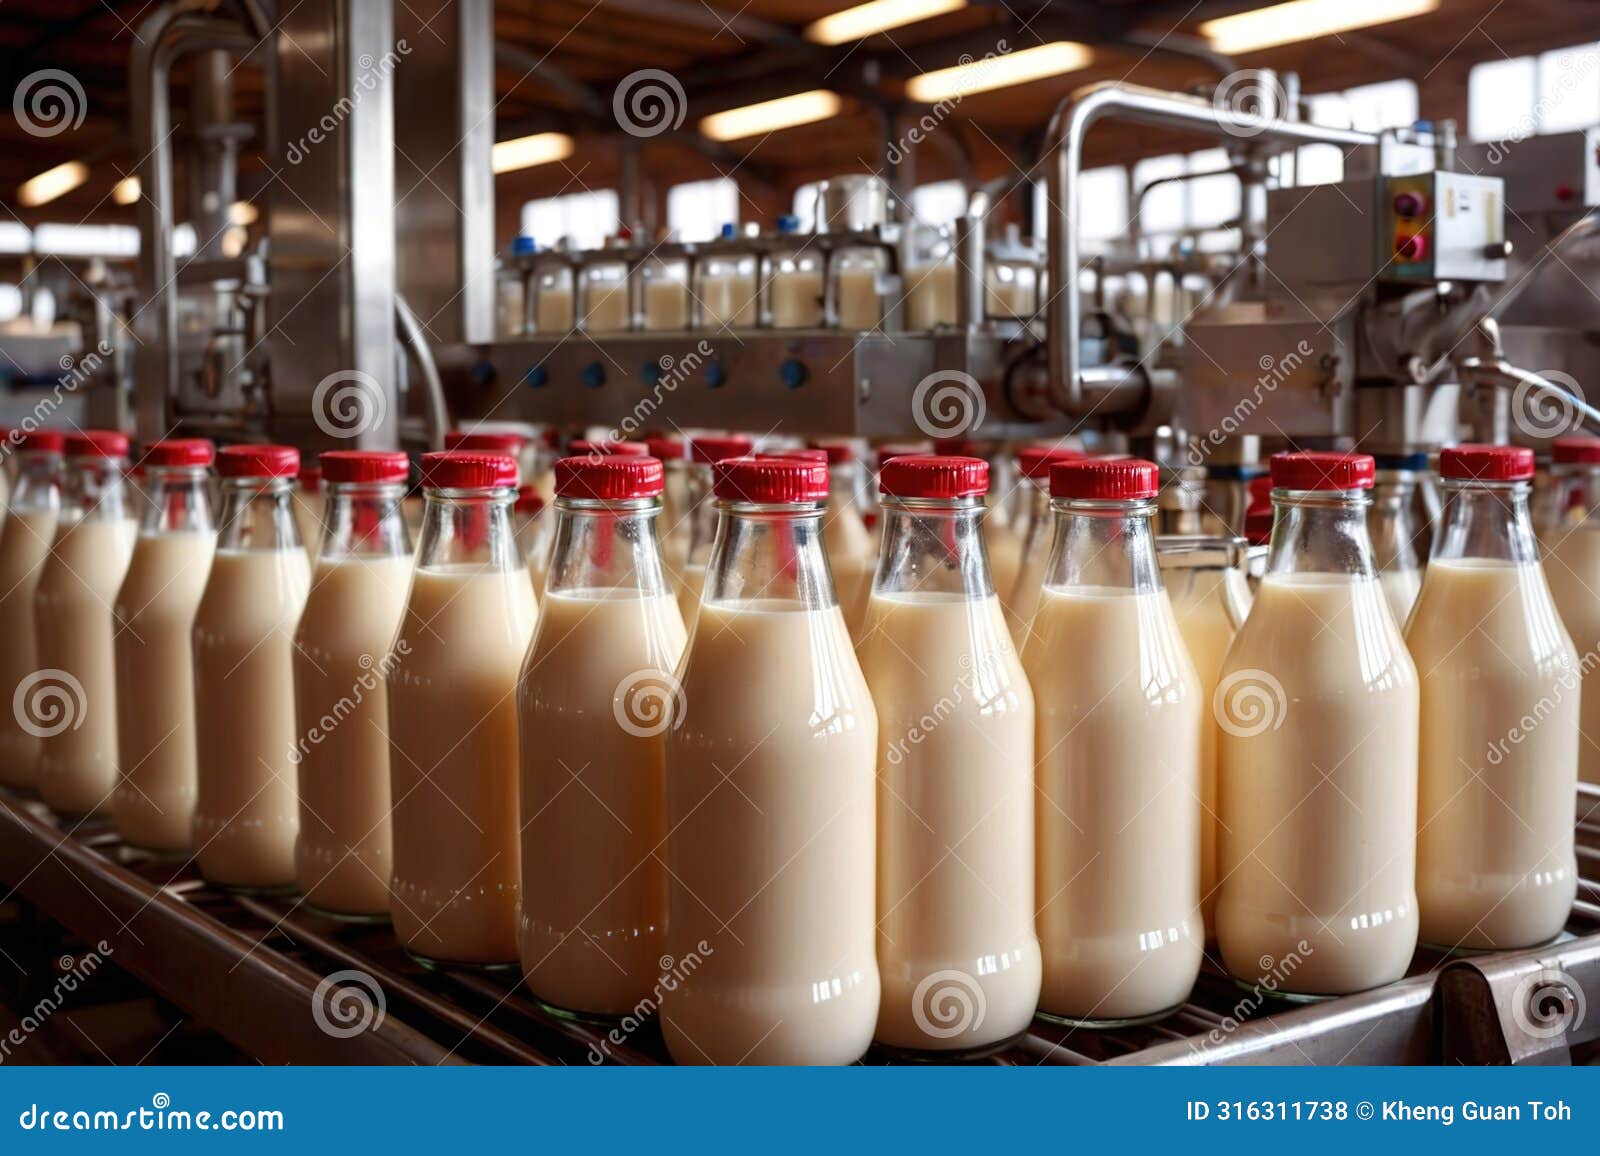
left=3, top=785, right=1597, bottom=1065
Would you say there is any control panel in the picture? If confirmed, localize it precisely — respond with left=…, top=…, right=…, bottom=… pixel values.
left=1383, top=171, right=1508, bottom=283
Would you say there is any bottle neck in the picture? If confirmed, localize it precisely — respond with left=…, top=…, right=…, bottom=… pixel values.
left=876, top=496, right=992, bottom=599
left=547, top=497, right=670, bottom=596
left=686, top=461, right=719, bottom=563
left=320, top=481, right=410, bottom=562
left=218, top=476, right=300, bottom=552
left=1433, top=479, right=1538, bottom=565
left=1042, top=498, right=1161, bottom=594
left=8, top=450, right=61, bottom=514
left=1368, top=474, right=1419, bottom=572
left=63, top=455, right=128, bottom=523
left=142, top=466, right=214, bottom=535
left=705, top=501, right=834, bottom=609
left=416, top=485, right=519, bottom=572
left=1268, top=488, right=1377, bottom=579
left=516, top=504, right=553, bottom=566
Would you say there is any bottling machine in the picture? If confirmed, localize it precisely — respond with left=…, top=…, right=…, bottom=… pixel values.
left=2, top=0, right=1598, bottom=1068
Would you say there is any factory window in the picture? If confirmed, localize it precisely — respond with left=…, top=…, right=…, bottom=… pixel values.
left=0, top=222, right=31, bottom=254
left=32, top=223, right=140, bottom=258
left=1469, top=43, right=1600, bottom=141
left=1130, top=151, right=1241, bottom=252
left=1033, top=166, right=1130, bottom=249
left=667, top=177, right=740, bottom=242
left=0, top=284, right=21, bottom=322
left=1291, top=78, right=1421, bottom=186
left=520, top=190, right=620, bottom=250
left=909, top=180, right=968, bottom=227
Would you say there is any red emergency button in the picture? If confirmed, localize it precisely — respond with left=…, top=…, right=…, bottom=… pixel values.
left=1393, top=191, right=1426, bottom=218
left=1395, top=233, right=1427, bottom=262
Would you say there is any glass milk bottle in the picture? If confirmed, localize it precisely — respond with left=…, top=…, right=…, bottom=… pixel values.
left=293, top=463, right=324, bottom=561
left=640, top=254, right=689, bottom=330
left=768, top=217, right=823, bottom=328
left=1539, top=436, right=1600, bottom=785
left=292, top=451, right=414, bottom=918
left=1216, top=451, right=1419, bottom=996
left=1025, top=458, right=1203, bottom=1025
left=0, top=430, right=63, bottom=790
left=193, top=446, right=312, bottom=889
left=644, top=435, right=690, bottom=573
left=515, top=486, right=554, bottom=593
left=517, top=454, right=688, bottom=1017
left=34, top=432, right=137, bottom=816
left=1411, top=445, right=1578, bottom=950
left=832, top=246, right=885, bottom=330
left=388, top=451, right=536, bottom=965
left=1006, top=445, right=1084, bottom=641
left=857, top=455, right=1040, bottom=1055
left=677, top=433, right=753, bottom=618
left=1369, top=454, right=1424, bottom=627
left=808, top=441, right=877, bottom=638
left=1156, top=536, right=1253, bottom=932
left=662, top=455, right=879, bottom=1064
left=113, top=439, right=217, bottom=851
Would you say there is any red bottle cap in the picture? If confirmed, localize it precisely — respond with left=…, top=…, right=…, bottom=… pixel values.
left=760, top=448, right=830, bottom=466
left=644, top=436, right=686, bottom=461
left=1552, top=436, right=1600, bottom=465
left=1016, top=444, right=1085, bottom=479
left=569, top=438, right=648, bottom=457
left=1247, top=474, right=1273, bottom=509
left=1050, top=457, right=1159, bottom=500
left=933, top=437, right=982, bottom=456
left=444, top=429, right=526, bottom=455
left=874, top=442, right=928, bottom=472
left=298, top=463, right=322, bottom=491
left=142, top=438, right=215, bottom=468
left=690, top=434, right=754, bottom=464
left=1437, top=444, right=1534, bottom=482
left=1245, top=506, right=1274, bottom=545
left=515, top=485, right=546, bottom=514
left=713, top=455, right=829, bottom=504
left=555, top=454, right=665, bottom=500
left=10, top=429, right=65, bottom=453
left=879, top=454, right=989, bottom=499
left=64, top=430, right=129, bottom=458
left=320, top=450, right=411, bottom=485
left=419, top=451, right=518, bottom=490
left=808, top=439, right=857, bottom=464
left=1269, top=451, right=1375, bottom=491
left=217, top=444, right=300, bottom=478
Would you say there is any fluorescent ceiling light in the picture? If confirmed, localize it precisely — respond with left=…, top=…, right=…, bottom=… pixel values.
left=229, top=201, right=259, bottom=226
left=1200, top=0, right=1440, bottom=54
left=805, top=0, right=967, bottom=46
left=491, top=132, right=576, bottom=175
left=18, top=161, right=88, bottom=208
left=112, top=176, right=141, bottom=205
left=907, top=41, right=1093, bottom=103
left=700, top=90, right=843, bottom=142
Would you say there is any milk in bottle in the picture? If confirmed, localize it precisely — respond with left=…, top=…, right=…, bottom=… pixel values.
left=1025, top=458, right=1203, bottom=1024
left=0, top=430, right=63, bottom=790
left=1409, top=445, right=1578, bottom=950
left=858, top=454, right=1040, bottom=1054
left=1370, top=455, right=1425, bottom=627
left=515, top=486, right=554, bottom=593
left=1216, top=452, right=1419, bottom=995
left=645, top=435, right=690, bottom=579
left=1540, top=435, right=1600, bottom=786
left=517, top=454, right=687, bottom=1016
left=293, top=451, right=413, bottom=918
left=113, top=440, right=217, bottom=851
left=34, top=432, right=137, bottom=815
left=1005, top=445, right=1084, bottom=641
left=676, top=434, right=752, bottom=618
left=663, top=455, right=879, bottom=1064
left=388, top=451, right=536, bottom=965
left=193, top=446, right=312, bottom=889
